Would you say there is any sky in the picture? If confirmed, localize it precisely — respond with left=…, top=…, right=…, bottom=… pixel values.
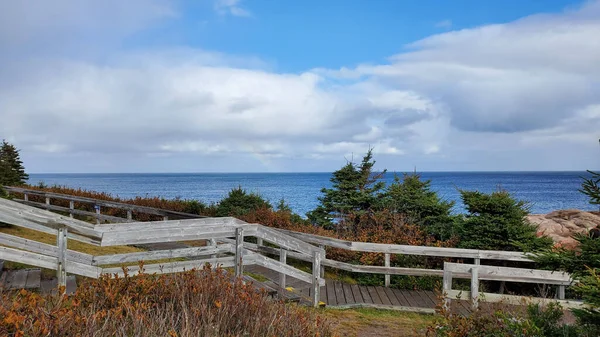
left=1, top=0, right=599, bottom=173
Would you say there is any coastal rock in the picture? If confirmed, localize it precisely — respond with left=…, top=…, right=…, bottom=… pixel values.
left=528, top=209, right=600, bottom=249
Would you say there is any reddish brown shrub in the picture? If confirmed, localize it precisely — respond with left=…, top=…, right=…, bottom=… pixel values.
left=0, top=264, right=334, bottom=337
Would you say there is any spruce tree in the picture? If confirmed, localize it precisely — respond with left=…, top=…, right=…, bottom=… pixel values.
left=0, top=140, right=29, bottom=186
left=385, top=173, right=457, bottom=240
left=455, top=190, right=553, bottom=252
left=307, top=149, right=386, bottom=228
left=580, top=170, right=600, bottom=210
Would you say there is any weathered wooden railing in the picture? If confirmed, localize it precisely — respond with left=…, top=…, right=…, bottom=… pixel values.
left=0, top=197, right=325, bottom=306
left=252, top=229, right=583, bottom=307
left=3, top=186, right=203, bottom=224
left=1, top=187, right=584, bottom=309
left=442, top=262, right=578, bottom=309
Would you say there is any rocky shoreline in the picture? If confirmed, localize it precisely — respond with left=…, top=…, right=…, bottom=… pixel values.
left=529, top=209, right=600, bottom=249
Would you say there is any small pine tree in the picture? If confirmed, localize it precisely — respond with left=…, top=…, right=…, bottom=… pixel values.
left=385, top=173, right=457, bottom=240
left=215, top=186, right=271, bottom=217
left=0, top=140, right=29, bottom=186
left=307, top=148, right=386, bottom=229
left=455, top=190, right=553, bottom=252
left=580, top=170, right=600, bottom=210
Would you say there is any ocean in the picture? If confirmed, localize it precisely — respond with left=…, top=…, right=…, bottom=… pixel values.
left=27, top=172, right=597, bottom=216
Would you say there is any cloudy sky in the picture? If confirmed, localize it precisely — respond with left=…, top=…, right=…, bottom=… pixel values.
left=1, top=0, right=599, bottom=173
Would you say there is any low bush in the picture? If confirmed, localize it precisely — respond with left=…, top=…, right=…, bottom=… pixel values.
left=0, top=264, right=334, bottom=337
left=426, top=302, right=584, bottom=337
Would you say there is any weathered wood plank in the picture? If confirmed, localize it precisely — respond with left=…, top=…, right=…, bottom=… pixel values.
left=256, top=226, right=323, bottom=255
left=93, top=244, right=232, bottom=265
left=278, top=229, right=532, bottom=262
left=383, top=286, right=401, bottom=306
left=24, top=269, right=41, bottom=289
left=367, top=286, right=382, bottom=304
left=325, top=303, right=436, bottom=314
left=391, top=288, right=411, bottom=307
left=334, top=281, right=346, bottom=305
left=5, top=269, right=28, bottom=289
left=359, top=285, right=374, bottom=304
left=101, top=255, right=242, bottom=277
left=251, top=253, right=324, bottom=286
left=326, top=281, right=338, bottom=306
left=350, top=284, right=364, bottom=303
left=445, top=262, right=572, bottom=285
left=375, top=286, right=393, bottom=306
left=342, top=282, right=356, bottom=304
left=446, top=290, right=585, bottom=309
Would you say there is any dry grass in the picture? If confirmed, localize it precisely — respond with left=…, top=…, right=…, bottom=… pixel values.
left=0, top=264, right=335, bottom=337
left=325, top=308, right=435, bottom=337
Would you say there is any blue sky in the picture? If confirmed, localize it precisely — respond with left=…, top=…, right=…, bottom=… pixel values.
left=0, top=0, right=599, bottom=173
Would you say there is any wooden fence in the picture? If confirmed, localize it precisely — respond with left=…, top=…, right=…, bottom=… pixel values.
left=0, top=197, right=325, bottom=306
left=0, top=187, right=584, bottom=309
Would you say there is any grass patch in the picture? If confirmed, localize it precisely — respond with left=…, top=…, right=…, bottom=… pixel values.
left=324, top=307, right=435, bottom=337
left=0, top=226, right=144, bottom=256
left=244, top=271, right=269, bottom=282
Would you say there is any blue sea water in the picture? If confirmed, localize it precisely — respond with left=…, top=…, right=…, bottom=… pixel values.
left=27, top=172, right=597, bottom=216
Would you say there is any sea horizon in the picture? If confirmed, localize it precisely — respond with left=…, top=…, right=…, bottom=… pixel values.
left=26, top=171, right=597, bottom=216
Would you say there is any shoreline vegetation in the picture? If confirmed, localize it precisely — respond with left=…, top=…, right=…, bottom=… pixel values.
left=2, top=143, right=600, bottom=336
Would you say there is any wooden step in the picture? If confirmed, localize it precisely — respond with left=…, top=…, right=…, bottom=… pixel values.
left=40, top=275, right=77, bottom=295
left=1, top=268, right=41, bottom=289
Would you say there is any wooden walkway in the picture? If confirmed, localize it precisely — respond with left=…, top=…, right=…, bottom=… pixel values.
left=244, top=265, right=455, bottom=313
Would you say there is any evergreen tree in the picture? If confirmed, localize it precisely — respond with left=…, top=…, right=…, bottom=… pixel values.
left=0, top=140, right=28, bottom=186
left=385, top=173, right=457, bottom=240
left=580, top=170, right=600, bottom=210
left=307, top=149, right=386, bottom=228
left=215, top=186, right=271, bottom=217
left=455, top=190, right=553, bottom=252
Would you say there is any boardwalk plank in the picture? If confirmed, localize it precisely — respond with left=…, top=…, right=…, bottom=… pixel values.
left=383, top=287, right=401, bottom=306
left=6, top=270, right=27, bottom=289
left=391, top=288, right=411, bottom=307
left=320, top=285, right=327, bottom=304
left=326, top=281, right=338, bottom=306
left=350, top=284, right=363, bottom=303
left=399, top=289, right=421, bottom=308
left=417, top=290, right=437, bottom=308
left=375, top=286, right=393, bottom=305
left=367, top=286, right=382, bottom=304
left=342, top=283, right=355, bottom=304
left=359, top=285, right=374, bottom=304
left=334, top=281, right=346, bottom=305
left=24, top=269, right=41, bottom=289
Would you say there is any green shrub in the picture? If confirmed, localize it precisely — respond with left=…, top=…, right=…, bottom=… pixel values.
left=385, top=173, right=457, bottom=240
left=427, top=302, right=581, bottom=337
left=216, top=186, right=272, bottom=217
left=455, top=190, right=553, bottom=252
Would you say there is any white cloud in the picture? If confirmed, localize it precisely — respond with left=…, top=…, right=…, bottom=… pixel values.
left=1, top=0, right=599, bottom=172
left=214, top=0, right=251, bottom=17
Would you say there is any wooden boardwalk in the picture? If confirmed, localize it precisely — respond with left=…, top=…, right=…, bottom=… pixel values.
left=244, top=265, right=453, bottom=313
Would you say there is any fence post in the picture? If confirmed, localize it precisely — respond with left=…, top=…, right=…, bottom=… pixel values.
left=209, top=238, right=217, bottom=259
left=384, top=253, right=391, bottom=287
left=127, top=210, right=133, bottom=221
left=442, top=262, right=452, bottom=309
left=163, top=216, right=169, bottom=221
left=45, top=197, right=50, bottom=206
left=56, top=226, right=68, bottom=290
left=279, top=248, right=287, bottom=289
left=312, top=250, right=322, bottom=307
left=234, top=228, right=244, bottom=278
left=558, top=285, right=565, bottom=300
left=257, top=238, right=263, bottom=247
left=69, top=200, right=74, bottom=218
left=94, top=205, right=100, bottom=224
left=319, top=245, right=325, bottom=278
left=471, top=266, right=479, bottom=309
left=24, top=193, right=28, bottom=202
